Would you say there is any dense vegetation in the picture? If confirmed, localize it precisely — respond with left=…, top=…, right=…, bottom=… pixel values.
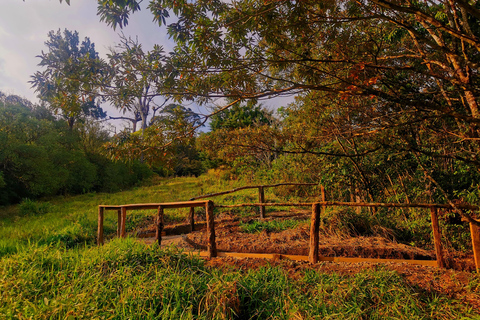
left=0, top=92, right=152, bottom=205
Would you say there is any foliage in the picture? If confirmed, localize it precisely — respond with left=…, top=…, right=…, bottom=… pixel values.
left=18, top=199, right=51, bottom=216
left=209, top=100, right=273, bottom=131
left=94, top=0, right=480, bottom=227
left=0, top=92, right=152, bottom=205
left=105, top=35, right=169, bottom=132
left=30, top=29, right=107, bottom=129
left=105, top=104, right=205, bottom=176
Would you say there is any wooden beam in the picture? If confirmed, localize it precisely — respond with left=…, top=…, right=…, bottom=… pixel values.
left=430, top=207, right=445, bottom=268
left=320, top=186, right=326, bottom=227
left=470, top=221, right=480, bottom=273
left=97, top=206, right=104, bottom=246
left=111, top=201, right=208, bottom=210
left=120, top=207, right=127, bottom=238
left=205, top=200, right=217, bottom=258
left=259, top=186, right=265, bottom=219
left=155, top=206, right=164, bottom=246
left=192, top=251, right=438, bottom=267
left=216, top=201, right=480, bottom=210
left=309, top=203, right=320, bottom=263
left=189, top=183, right=317, bottom=200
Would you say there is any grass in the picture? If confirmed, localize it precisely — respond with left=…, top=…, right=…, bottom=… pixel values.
left=239, top=218, right=308, bottom=233
left=0, top=171, right=479, bottom=319
left=0, top=239, right=476, bottom=319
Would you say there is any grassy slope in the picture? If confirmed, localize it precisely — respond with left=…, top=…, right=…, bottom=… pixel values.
left=0, top=174, right=479, bottom=319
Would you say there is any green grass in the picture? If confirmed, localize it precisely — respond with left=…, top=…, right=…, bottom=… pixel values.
left=0, top=239, right=476, bottom=319
left=239, top=218, right=308, bottom=233
left=0, top=172, right=479, bottom=319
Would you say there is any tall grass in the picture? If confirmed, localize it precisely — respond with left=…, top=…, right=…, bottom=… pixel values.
left=0, top=239, right=475, bottom=319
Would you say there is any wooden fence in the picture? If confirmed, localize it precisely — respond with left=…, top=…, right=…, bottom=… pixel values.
left=97, top=186, right=480, bottom=272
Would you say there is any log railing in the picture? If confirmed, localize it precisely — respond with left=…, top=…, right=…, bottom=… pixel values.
left=97, top=188, right=480, bottom=271
left=189, top=182, right=317, bottom=219
left=97, top=200, right=217, bottom=258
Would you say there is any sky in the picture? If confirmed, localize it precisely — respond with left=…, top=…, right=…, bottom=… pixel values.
left=0, top=0, right=175, bottom=129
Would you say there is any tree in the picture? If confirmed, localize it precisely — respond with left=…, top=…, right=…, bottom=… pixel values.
left=31, top=29, right=107, bottom=129
left=105, top=35, right=170, bottom=132
left=95, top=1, right=480, bottom=161
left=105, top=104, right=204, bottom=175
left=94, top=1, right=480, bottom=221
left=209, top=99, right=272, bottom=131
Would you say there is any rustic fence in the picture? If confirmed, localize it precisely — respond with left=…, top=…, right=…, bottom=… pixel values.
left=97, top=184, right=480, bottom=272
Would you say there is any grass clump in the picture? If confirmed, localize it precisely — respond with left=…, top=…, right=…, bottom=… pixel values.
left=239, top=218, right=307, bottom=233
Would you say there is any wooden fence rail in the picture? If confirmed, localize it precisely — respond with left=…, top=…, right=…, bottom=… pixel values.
left=189, top=182, right=317, bottom=219
left=97, top=186, right=480, bottom=272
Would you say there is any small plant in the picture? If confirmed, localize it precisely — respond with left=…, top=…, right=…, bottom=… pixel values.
left=18, top=198, right=51, bottom=216
left=240, top=218, right=307, bottom=233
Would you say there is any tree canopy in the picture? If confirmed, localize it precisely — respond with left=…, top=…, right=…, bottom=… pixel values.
left=30, top=29, right=107, bottom=129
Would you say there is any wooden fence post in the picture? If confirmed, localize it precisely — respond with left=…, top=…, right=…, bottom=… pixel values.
left=320, top=185, right=326, bottom=227
left=97, top=206, right=104, bottom=246
left=120, top=207, right=127, bottom=238
left=116, top=209, right=121, bottom=237
left=430, top=207, right=445, bottom=268
left=206, top=200, right=217, bottom=258
left=309, top=203, right=320, bottom=263
left=259, top=186, right=265, bottom=219
left=156, top=205, right=164, bottom=246
left=189, top=207, right=195, bottom=232
left=470, top=220, right=480, bottom=273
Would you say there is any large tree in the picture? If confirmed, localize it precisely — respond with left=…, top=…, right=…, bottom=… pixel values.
left=105, top=35, right=169, bottom=132
left=94, top=0, right=480, bottom=223
left=31, top=29, right=107, bottom=129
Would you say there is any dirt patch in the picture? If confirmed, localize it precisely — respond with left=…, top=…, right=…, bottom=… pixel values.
left=136, top=212, right=476, bottom=271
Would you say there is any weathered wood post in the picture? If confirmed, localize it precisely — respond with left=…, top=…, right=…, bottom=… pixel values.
left=309, top=203, right=321, bottom=263
left=120, top=207, right=127, bottom=238
left=205, top=200, right=217, bottom=258
left=155, top=205, right=164, bottom=246
left=470, top=220, right=480, bottom=273
left=430, top=207, right=445, bottom=268
left=259, top=186, right=265, bottom=219
left=97, top=206, right=104, bottom=246
left=116, top=209, right=121, bottom=237
left=189, top=207, right=195, bottom=232
left=320, top=185, right=326, bottom=227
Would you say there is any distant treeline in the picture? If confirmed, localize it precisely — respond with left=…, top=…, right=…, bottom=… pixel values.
left=0, top=93, right=152, bottom=205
